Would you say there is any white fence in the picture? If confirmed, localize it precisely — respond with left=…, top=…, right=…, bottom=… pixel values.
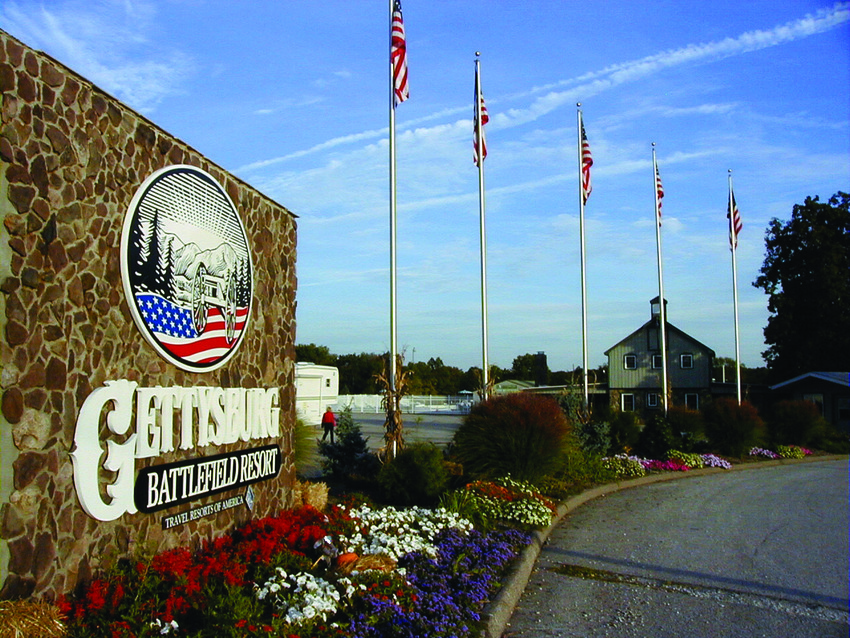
left=336, top=394, right=474, bottom=414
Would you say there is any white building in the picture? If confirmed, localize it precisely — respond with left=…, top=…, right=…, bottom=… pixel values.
left=295, top=363, right=339, bottom=424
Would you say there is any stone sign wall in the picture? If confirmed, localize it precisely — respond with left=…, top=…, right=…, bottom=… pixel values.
left=0, top=30, right=298, bottom=600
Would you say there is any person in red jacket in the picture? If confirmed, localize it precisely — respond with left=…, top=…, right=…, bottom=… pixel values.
left=321, top=407, right=337, bottom=444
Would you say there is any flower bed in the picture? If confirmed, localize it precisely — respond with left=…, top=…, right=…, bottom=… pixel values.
left=438, top=476, right=558, bottom=531
left=602, top=452, right=734, bottom=479
left=58, top=504, right=529, bottom=638
left=601, top=454, right=646, bottom=478
left=750, top=445, right=812, bottom=460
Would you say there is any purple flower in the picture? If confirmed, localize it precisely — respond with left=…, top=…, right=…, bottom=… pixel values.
left=701, top=454, right=732, bottom=469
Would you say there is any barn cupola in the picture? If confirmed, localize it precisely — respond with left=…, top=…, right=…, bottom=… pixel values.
left=650, top=296, right=668, bottom=319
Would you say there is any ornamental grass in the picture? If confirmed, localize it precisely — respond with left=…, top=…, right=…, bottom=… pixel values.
left=452, top=393, right=571, bottom=482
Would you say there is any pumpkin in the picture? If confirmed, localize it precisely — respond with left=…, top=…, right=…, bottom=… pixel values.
left=337, top=552, right=359, bottom=567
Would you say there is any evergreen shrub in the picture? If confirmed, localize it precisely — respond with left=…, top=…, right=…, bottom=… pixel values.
left=606, top=409, right=642, bottom=454
left=318, top=407, right=380, bottom=480
left=377, top=442, right=449, bottom=506
left=558, top=392, right=612, bottom=456
left=666, top=406, right=705, bottom=451
left=451, top=393, right=570, bottom=482
left=574, top=419, right=612, bottom=457
left=636, top=414, right=675, bottom=459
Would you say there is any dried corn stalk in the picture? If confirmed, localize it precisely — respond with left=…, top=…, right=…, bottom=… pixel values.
left=376, top=354, right=408, bottom=462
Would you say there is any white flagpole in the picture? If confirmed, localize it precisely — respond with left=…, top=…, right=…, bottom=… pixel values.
left=388, top=0, right=399, bottom=398
left=577, top=105, right=589, bottom=409
left=729, top=169, right=742, bottom=405
left=475, top=53, right=490, bottom=399
left=652, top=143, right=669, bottom=414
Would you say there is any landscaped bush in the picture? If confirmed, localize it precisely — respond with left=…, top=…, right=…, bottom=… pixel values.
left=318, top=407, right=380, bottom=481
left=551, top=427, right=617, bottom=489
left=377, top=441, right=450, bottom=506
left=768, top=400, right=826, bottom=447
left=703, top=398, right=765, bottom=457
left=558, top=392, right=613, bottom=457
left=451, top=393, right=571, bottom=482
left=810, top=425, right=850, bottom=454
left=574, top=418, right=612, bottom=456
left=635, top=414, right=675, bottom=459
left=666, top=406, right=705, bottom=451
left=607, top=409, right=642, bottom=454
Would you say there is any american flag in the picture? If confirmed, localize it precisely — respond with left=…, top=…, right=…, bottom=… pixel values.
left=580, top=121, right=593, bottom=204
left=473, top=70, right=489, bottom=165
left=655, top=165, right=664, bottom=225
left=728, top=188, right=742, bottom=248
left=137, top=293, right=248, bottom=365
left=391, top=0, right=409, bottom=106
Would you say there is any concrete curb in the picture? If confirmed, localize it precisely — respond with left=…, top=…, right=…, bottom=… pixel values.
left=480, top=454, right=849, bottom=638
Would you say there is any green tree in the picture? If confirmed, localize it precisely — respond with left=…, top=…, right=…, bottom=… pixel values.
left=507, top=353, right=550, bottom=385
left=294, top=343, right=335, bottom=366
left=753, top=192, right=850, bottom=380
left=335, top=352, right=384, bottom=394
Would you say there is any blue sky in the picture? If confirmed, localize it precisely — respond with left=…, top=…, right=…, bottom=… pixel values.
left=3, top=1, right=848, bottom=373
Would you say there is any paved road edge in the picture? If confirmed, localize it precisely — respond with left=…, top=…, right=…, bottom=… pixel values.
left=480, top=454, right=849, bottom=638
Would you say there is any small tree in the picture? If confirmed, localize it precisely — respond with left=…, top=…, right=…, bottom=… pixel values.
left=317, top=407, right=379, bottom=480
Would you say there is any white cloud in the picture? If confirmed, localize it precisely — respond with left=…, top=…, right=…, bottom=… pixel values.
left=1, top=0, right=194, bottom=112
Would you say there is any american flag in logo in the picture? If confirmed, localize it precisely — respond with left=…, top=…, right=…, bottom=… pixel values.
left=473, top=69, right=489, bottom=166
left=728, top=188, right=742, bottom=249
left=655, top=165, right=665, bottom=225
left=391, top=0, right=409, bottom=106
left=580, top=121, right=593, bottom=204
left=137, top=293, right=248, bottom=365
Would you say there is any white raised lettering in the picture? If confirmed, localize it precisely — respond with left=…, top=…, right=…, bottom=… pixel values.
left=265, top=388, right=280, bottom=437
left=209, top=387, right=226, bottom=446
left=224, top=389, right=243, bottom=444
left=135, top=387, right=161, bottom=459
left=178, top=388, right=195, bottom=450
left=71, top=380, right=138, bottom=521
left=147, top=470, right=160, bottom=510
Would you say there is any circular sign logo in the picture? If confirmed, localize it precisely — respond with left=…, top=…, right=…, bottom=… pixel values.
left=121, top=165, right=253, bottom=372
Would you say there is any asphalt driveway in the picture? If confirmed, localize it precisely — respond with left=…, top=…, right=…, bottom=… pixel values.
left=502, top=460, right=849, bottom=638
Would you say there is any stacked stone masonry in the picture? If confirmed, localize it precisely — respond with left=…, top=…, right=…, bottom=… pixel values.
left=0, top=30, right=298, bottom=600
